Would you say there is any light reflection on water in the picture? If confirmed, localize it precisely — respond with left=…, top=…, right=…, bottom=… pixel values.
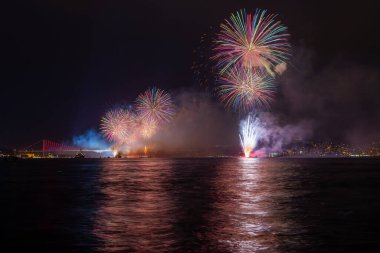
left=207, top=158, right=308, bottom=252
left=2, top=158, right=380, bottom=252
left=212, top=158, right=274, bottom=252
left=93, top=159, right=177, bottom=252
left=92, top=158, right=307, bottom=252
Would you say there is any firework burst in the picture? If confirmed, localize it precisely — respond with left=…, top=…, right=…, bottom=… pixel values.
left=213, top=9, right=290, bottom=75
left=217, top=66, right=276, bottom=112
left=239, top=114, right=261, bottom=158
left=135, top=87, right=175, bottom=124
left=100, top=109, right=136, bottom=143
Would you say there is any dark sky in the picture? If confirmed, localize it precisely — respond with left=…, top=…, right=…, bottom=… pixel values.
left=2, top=0, right=380, bottom=148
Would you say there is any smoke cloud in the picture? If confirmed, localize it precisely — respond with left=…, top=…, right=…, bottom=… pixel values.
left=146, top=90, right=313, bottom=156
left=256, top=113, right=313, bottom=153
left=278, top=47, right=380, bottom=146
left=72, top=129, right=110, bottom=150
left=150, top=90, right=240, bottom=156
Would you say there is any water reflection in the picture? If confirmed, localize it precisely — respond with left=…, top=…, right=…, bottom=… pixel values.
left=203, top=158, right=273, bottom=252
left=211, top=159, right=306, bottom=252
left=93, top=158, right=306, bottom=252
left=93, top=159, right=176, bottom=252
left=204, top=158, right=307, bottom=252
left=2, top=158, right=378, bottom=252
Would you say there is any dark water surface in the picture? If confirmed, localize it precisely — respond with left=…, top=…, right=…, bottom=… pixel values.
left=1, top=158, right=380, bottom=252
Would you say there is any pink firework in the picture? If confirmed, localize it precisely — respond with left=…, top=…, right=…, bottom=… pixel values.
left=100, top=109, right=136, bottom=143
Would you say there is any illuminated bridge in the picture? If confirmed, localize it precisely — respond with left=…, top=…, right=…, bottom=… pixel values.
left=19, top=139, right=111, bottom=158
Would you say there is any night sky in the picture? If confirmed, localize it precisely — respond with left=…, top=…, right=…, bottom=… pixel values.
left=2, top=0, right=380, bottom=148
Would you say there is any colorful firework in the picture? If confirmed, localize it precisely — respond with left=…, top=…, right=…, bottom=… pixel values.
left=100, top=109, right=136, bottom=143
left=239, top=114, right=261, bottom=158
left=217, top=66, right=276, bottom=111
left=213, top=9, right=290, bottom=75
left=135, top=87, right=175, bottom=124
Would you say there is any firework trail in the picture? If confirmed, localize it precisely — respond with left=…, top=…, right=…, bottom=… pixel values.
left=136, top=87, right=175, bottom=125
left=213, top=9, right=290, bottom=75
left=239, top=114, right=261, bottom=158
left=100, top=109, right=136, bottom=143
left=217, top=66, right=276, bottom=112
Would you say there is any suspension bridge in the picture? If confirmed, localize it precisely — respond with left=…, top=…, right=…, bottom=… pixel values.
left=19, top=139, right=111, bottom=158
